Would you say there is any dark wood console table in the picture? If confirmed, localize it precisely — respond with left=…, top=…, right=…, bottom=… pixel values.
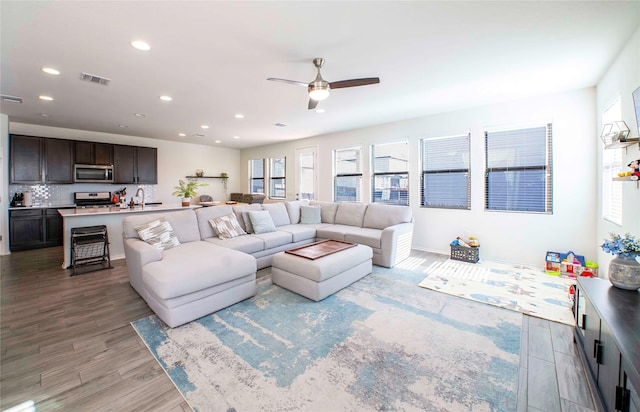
left=573, top=277, right=640, bottom=412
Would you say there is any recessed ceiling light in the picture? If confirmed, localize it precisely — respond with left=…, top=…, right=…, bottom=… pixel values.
left=178, top=133, right=186, bottom=137
left=40, top=113, right=51, bottom=117
left=39, top=95, right=54, bottom=101
left=134, top=112, right=146, bottom=117
left=41, top=67, right=60, bottom=75
left=201, top=125, right=209, bottom=129
left=233, top=135, right=240, bottom=139
left=118, top=124, right=128, bottom=128
left=159, top=95, right=172, bottom=101
left=315, top=109, right=326, bottom=113
left=130, top=40, right=150, bottom=51
left=214, top=140, right=221, bottom=144
left=234, top=114, right=244, bottom=119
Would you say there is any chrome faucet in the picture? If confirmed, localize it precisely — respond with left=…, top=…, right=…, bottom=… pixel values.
left=135, top=187, right=145, bottom=207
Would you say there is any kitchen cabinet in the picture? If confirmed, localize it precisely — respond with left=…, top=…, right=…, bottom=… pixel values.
left=113, top=145, right=157, bottom=184
left=9, top=207, right=74, bottom=251
left=74, top=141, right=113, bottom=165
left=574, top=277, right=640, bottom=412
left=10, top=135, right=73, bottom=184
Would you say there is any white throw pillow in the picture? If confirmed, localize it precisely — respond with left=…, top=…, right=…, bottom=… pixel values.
left=210, top=214, right=246, bottom=239
left=248, top=210, right=277, bottom=234
left=300, top=206, right=321, bottom=224
left=135, top=218, right=181, bottom=251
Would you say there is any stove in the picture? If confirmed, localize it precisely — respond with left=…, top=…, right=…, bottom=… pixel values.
left=74, top=192, right=116, bottom=208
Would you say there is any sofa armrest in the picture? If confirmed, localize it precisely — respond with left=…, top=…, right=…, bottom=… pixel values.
left=123, top=238, right=162, bottom=297
left=379, top=222, right=414, bottom=268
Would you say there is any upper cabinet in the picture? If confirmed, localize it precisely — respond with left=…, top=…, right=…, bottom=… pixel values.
left=74, top=141, right=113, bottom=165
left=113, top=145, right=157, bottom=184
left=10, top=135, right=73, bottom=184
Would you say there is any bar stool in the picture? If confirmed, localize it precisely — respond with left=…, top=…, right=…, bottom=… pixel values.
left=70, top=225, right=112, bottom=275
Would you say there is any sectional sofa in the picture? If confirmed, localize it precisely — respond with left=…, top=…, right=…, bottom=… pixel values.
left=123, top=200, right=413, bottom=327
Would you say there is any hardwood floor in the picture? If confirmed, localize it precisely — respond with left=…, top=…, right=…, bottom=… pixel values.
left=1, top=247, right=595, bottom=411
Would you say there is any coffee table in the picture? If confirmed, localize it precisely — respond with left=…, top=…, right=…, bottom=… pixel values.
left=271, top=241, right=373, bottom=301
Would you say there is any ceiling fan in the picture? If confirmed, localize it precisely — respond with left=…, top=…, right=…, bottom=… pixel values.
left=267, top=58, right=380, bottom=110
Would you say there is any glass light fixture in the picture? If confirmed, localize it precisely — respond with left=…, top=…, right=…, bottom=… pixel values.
left=309, top=86, right=330, bottom=101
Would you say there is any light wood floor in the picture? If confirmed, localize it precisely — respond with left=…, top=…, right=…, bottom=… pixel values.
left=1, top=247, right=595, bottom=411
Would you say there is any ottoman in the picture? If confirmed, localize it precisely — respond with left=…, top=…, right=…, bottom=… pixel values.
left=271, top=243, right=373, bottom=301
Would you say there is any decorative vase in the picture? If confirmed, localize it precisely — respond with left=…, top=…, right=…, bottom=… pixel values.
left=608, top=254, right=640, bottom=290
left=181, top=197, right=191, bottom=207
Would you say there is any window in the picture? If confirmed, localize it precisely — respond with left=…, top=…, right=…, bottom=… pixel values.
left=334, top=147, right=362, bottom=202
left=421, top=134, right=470, bottom=209
left=372, top=141, right=409, bottom=205
left=269, top=157, right=286, bottom=198
left=485, top=124, right=553, bottom=213
left=602, top=98, right=622, bottom=225
left=249, top=159, right=264, bottom=194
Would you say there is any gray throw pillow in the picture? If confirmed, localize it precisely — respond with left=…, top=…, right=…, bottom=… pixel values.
left=300, top=206, right=321, bottom=224
left=242, top=211, right=254, bottom=234
left=248, top=210, right=276, bottom=234
left=134, top=217, right=181, bottom=251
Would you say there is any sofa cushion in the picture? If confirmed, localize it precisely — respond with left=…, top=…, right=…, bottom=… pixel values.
left=134, top=218, right=181, bottom=251
left=344, top=228, right=383, bottom=249
left=276, top=224, right=317, bottom=242
left=210, top=214, right=246, bottom=239
left=123, top=209, right=201, bottom=243
left=241, top=211, right=255, bottom=233
left=362, top=203, right=412, bottom=230
left=231, top=204, right=262, bottom=231
left=300, top=205, right=321, bottom=224
left=194, top=205, right=234, bottom=240
left=205, top=235, right=264, bottom=254
left=142, top=241, right=256, bottom=300
left=252, top=230, right=292, bottom=249
left=309, top=201, right=338, bottom=224
left=262, top=203, right=291, bottom=227
left=284, top=200, right=310, bottom=224
left=316, top=224, right=366, bottom=241
left=334, top=203, right=368, bottom=227
left=249, top=210, right=277, bottom=234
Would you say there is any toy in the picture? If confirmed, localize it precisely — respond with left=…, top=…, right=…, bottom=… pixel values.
left=629, top=159, right=640, bottom=181
left=545, top=251, right=562, bottom=276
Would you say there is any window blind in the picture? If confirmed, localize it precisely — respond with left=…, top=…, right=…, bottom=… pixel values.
left=249, top=159, right=265, bottom=194
left=269, top=157, right=286, bottom=198
left=484, top=125, right=553, bottom=213
left=334, top=147, right=362, bottom=202
left=602, top=98, right=622, bottom=224
left=372, top=141, right=409, bottom=205
left=421, top=134, right=470, bottom=209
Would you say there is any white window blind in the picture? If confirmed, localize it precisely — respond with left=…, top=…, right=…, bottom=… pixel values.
left=421, top=134, right=470, bottom=209
left=334, top=147, right=362, bottom=202
left=249, top=159, right=264, bottom=194
left=485, top=124, right=553, bottom=213
left=269, top=157, right=286, bottom=198
left=602, top=98, right=622, bottom=224
left=372, top=141, right=409, bottom=205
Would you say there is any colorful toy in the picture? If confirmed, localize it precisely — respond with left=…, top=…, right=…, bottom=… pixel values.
left=629, top=159, right=640, bottom=181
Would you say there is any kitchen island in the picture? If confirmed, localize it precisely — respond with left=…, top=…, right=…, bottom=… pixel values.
left=58, top=204, right=200, bottom=269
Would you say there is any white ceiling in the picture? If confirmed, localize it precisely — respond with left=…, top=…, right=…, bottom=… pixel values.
left=1, top=1, right=639, bottom=149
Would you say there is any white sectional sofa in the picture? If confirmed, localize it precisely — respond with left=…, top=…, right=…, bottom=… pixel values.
left=123, top=200, right=413, bottom=327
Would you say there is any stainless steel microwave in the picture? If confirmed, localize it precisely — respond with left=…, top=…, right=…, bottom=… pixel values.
left=74, top=164, right=114, bottom=183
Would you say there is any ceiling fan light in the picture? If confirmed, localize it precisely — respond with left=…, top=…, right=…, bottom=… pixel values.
left=309, top=87, right=330, bottom=101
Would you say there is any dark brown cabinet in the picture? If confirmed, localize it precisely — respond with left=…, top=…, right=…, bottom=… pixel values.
left=74, top=141, right=113, bottom=165
left=10, top=135, right=73, bottom=184
left=113, top=145, right=157, bottom=184
left=9, top=207, right=73, bottom=251
left=574, top=277, right=640, bottom=412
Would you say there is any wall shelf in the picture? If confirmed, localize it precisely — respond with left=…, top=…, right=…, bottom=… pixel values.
left=186, top=176, right=228, bottom=179
left=604, top=138, right=639, bottom=153
left=613, top=176, right=639, bottom=188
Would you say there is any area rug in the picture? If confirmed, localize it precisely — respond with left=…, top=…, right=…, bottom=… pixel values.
left=132, top=266, right=521, bottom=412
left=418, top=259, right=576, bottom=325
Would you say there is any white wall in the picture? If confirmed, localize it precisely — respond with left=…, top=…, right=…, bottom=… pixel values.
left=596, top=28, right=640, bottom=277
left=241, top=88, right=598, bottom=267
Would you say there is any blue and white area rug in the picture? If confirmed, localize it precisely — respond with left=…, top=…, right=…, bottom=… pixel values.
left=418, top=259, right=576, bottom=325
left=132, top=266, right=521, bottom=412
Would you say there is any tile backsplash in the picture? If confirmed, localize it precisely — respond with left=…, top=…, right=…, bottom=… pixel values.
left=8, top=183, right=157, bottom=206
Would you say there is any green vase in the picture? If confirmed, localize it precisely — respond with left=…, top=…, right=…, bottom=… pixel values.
left=608, top=254, right=640, bottom=290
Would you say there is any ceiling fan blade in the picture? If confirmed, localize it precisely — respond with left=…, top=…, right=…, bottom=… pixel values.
left=329, top=77, right=380, bottom=89
left=267, top=78, right=308, bottom=87
left=308, top=99, right=319, bottom=110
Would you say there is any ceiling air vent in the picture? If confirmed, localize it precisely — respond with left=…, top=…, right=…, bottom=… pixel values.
left=1, top=94, right=23, bottom=103
left=80, top=72, right=111, bottom=86
left=274, top=122, right=287, bottom=127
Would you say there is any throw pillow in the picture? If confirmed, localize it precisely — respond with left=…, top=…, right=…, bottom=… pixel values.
left=209, top=214, right=246, bottom=239
left=248, top=210, right=276, bottom=234
left=242, top=211, right=254, bottom=234
left=300, top=205, right=321, bottom=224
left=134, top=218, right=181, bottom=251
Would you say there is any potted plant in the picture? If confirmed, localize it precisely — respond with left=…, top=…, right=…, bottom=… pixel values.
left=173, top=178, right=207, bottom=206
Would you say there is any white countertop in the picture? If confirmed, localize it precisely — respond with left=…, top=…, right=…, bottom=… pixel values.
left=9, top=204, right=75, bottom=210
left=58, top=204, right=201, bottom=217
